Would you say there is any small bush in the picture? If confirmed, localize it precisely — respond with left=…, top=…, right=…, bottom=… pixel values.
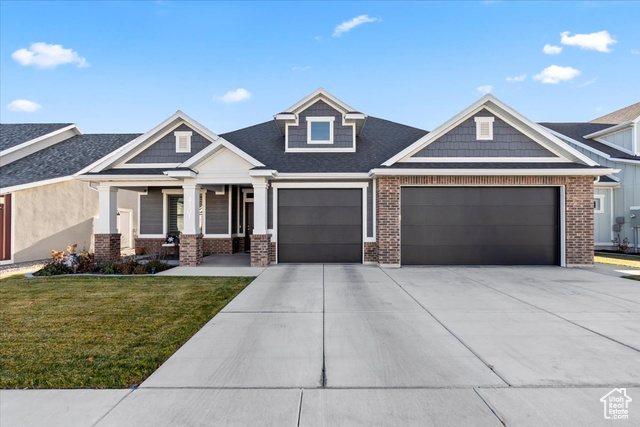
left=119, top=259, right=139, bottom=275
left=33, top=262, right=72, bottom=277
left=144, top=259, right=170, bottom=274
left=76, top=253, right=97, bottom=274
left=133, top=264, right=147, bottom=275
left=100, top=261, right=119, bottom=275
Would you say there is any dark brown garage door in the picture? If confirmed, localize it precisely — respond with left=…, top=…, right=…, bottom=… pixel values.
left=278, top=189, right=362, bottom=263
left=401, top=187, right=560, bottom=265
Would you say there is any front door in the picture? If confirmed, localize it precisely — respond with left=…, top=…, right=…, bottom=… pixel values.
left=245, top=202, right=254, bottom=252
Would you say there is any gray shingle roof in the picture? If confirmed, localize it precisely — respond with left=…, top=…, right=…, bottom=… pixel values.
left=0, top=133, right=139, bottom=188
left=540, top=122, right=640, bottom=161
left=590, top=102, right=640, bottom=124
left=219, top=117, right=429, bottom=173
left=0, top=123, right=73, bottom=152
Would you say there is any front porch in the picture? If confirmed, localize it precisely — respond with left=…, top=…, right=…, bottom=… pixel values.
left=156, top=253, right=267, bottom=276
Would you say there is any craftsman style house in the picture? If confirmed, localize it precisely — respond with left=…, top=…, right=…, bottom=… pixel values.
left=1, top=89, right=615, bottom=267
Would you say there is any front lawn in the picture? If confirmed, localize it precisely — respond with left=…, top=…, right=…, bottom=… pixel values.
left=594, top=253, right=640, bottom=269
left=0, top=275, right=253, bottom=389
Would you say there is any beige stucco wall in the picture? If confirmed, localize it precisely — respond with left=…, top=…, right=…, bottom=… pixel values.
left=12, top=180, right=139, bottom=263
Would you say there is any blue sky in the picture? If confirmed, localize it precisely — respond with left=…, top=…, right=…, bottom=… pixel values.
left=1, top=1, right=639, bottom=134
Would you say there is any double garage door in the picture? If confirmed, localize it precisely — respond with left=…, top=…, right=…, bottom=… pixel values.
left=401, top=187, right=560, bottom=265
left=277, top=187, right=560, bottom=265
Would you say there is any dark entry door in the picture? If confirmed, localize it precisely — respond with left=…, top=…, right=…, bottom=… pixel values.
left=278, top=189, right=362, bottom=263
left=401, top=187, right=560, bottom=265
left=245, top=202, right=254, bottom=253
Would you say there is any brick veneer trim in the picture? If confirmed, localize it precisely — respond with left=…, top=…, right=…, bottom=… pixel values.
left=95, top=234, right=121, bottom=263
left=180, top=234, right=203, bottom=266
left=376, top=176, right=594, bottom=266
left=250, top=234, right=271, bottom=267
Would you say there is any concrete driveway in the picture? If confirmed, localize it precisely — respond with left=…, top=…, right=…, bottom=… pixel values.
left=3, top=265, right=640, bottom=426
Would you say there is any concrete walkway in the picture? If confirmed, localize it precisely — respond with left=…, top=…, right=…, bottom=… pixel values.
left=3, top=265, right=639, bottom=426
left=157, top=253, right=266, bottom=277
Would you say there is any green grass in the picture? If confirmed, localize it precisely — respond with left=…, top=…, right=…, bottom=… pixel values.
left=595, top=253, right=640, bottom=269
left=623, top=275, right=640, bottom=281
left=0, top=275, right=253, bottom=389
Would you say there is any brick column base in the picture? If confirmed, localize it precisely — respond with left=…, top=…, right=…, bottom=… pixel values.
left=364, top=242, right=378, bottom=264
left=95, top=234, right=121, bottom=264
left=250, top=234, right=271, bottom=267
left=180, top=234, right=203, bottom=266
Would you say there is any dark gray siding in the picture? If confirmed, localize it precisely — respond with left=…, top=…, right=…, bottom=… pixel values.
left=367, top=181, right=374, bottom=238
left=412, top=109, right=555, bottom=158
left=231, top=186, right=238, bottom=233
left=206, top=187, right=229, bottom=234
left=288, top=100, right=354, bottom=149
left=128, top=124, right=211, bottom=164
left=139, top=188, right=163, bottom=234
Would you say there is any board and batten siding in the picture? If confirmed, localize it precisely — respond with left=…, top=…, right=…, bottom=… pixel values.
left=594, top=188, right=614, bottom=245
left=601, top=128, right=634, bottom=154
left=139, top=188, right=163, bottom=235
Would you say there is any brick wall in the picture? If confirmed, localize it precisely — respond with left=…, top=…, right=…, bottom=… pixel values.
left=134, top=238, right=164, bottom=256
left=376, top=175, right=594, bottom=266
left=237, top=237, right=246, bottom=253
left=95, top=234, right=121, bottom=263
left=364, top=242, right=378, bottom=264
left=180, top=234, right=203, bottom=266
left=269, top=242, right=276, bottom=264
left=203, top=238, right=233, bottom=255
left=250, top=234, right=271, bottom=267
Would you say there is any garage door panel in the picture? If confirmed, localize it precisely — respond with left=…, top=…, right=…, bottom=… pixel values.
left=279, top=189, right=361, bottom=207
left=402, top=225, right=559, bottom=247
left=278, top=244, right=362, bottom=264
left=278, top=189, right=362, bottom=263
left=279, top=206, right=362, bottom=226
left=279, top=225, right=362, bottom=245
left=401, top=187, right=559, bottom=265
left=403, top=205, right=558, bottom=227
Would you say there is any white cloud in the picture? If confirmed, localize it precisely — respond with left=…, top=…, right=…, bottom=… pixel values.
left=292, top=65, right=311, bottom=71
left=533, top=65, right=580, bottom=84
left=11, top=42, right=89, bottom=69
left=632, top=49, right=640, bottom=55
left=7, top=99, right=42, bottom=113
left=578, top=78, right=597, bottom=88
left=542, top=44, right=562, bottom=55
left=560, top=31, right=617, bottom=53
left=333, top=15, right=378, bottom=37
left=506, top=74, right=526, bottom=83
left=217, top=88, right=251, bottom=103
left=476, top=85, right=493, bottom=94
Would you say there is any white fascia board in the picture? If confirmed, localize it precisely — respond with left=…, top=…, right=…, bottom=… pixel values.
left=272, top=172, right=370, bottom=180
left=0, top=176, right=74, bottom=194
left=249, top=169, right=277, bottom=177
left=384, top=95, right=597, bottom=167
left=272, top=182, right=369, bottom=189
left=369, top=167, right=619, bottom=177
left=113, top=163, right=181, bottom=169
left=595, top=181, right=621, bottom=188
left=0, top=124, right=81, bottom=157
left=274, top=113, right=297, bottom=121
left=544, top=127, right=640, bottom=165
left=583, top=121, right=633, bottom=139
left=74, top=174, right=178, bottom=182
left=344, top=112, right=366, bottom=120
left=91, top=110, right=224, bottom=173
left=283, top=87, right=356, bottom=114
left=179, top=137, right=264, bottom=169
left=163, top=170, right=197, bottom=178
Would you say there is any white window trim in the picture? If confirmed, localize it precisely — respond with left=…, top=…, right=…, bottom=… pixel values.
left=175, top=131, right=192, bottom=153
left=594, top=195, right=605, bottom=214
left=307, top=117, right=335, bottom=145
left=474, top=116, right=494, bottom=141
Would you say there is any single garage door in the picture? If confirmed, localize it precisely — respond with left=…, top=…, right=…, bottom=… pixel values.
left=401, top=187, right=560, bottom=265
left=278, top=188, right=362, bottom=263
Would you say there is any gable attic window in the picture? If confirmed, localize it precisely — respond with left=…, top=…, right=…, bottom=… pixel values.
left=175, top=131, right=192, bottom=153
left=307, top=117, right=335, bottom=144
left=474, top=117, right=495, bottom=141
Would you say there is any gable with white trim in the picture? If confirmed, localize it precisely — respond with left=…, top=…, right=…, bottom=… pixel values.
left=125, top=123, right=211, bottom=165
left=384, top=95, right=598, bottom=166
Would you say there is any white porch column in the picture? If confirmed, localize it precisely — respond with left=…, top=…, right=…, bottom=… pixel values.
left=252, top=180, right=269, bottom=235
left=97, top=185, right=118, bottom=234
left=182, top=183, right=201, bottom=235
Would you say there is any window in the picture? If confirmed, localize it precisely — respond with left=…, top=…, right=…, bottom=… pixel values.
left=307, top=117, right=335, bottom=144
left=174, top=131, right=192, bottom=153
left=474, top=117, right=495, bottom=141
left=594, top=195, right=605, bottom=214
left=168, top=194, right=203, bottom=233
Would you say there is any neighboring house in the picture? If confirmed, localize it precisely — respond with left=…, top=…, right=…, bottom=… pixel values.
left=64, top=88, right=612, bottom=268
left=0, top=124, right=140, bottom=265
left=541, top=102, right=640, bottom=250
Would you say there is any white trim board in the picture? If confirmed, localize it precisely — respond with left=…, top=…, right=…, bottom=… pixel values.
left=1, top=176, right=75, bottom=194
left=0, top=124, right=82, bottom=166
left=542, top=127, right=640, bottom=165
left=370, top=168, right=618, bottom=177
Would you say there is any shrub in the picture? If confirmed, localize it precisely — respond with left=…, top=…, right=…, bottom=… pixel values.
left=76, top=253, right=97, bottom=274
left=144, top=260, right=170, bottom=274
left=133, top=264, right=147, bottom=275
left=33, top=262, right=72, bottom=277
left=120, top=259, right=139, bottom=275
left=100, top=261, right=119, bottom=275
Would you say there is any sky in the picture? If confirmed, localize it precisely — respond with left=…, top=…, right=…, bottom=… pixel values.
left=1, top=1, right=639, bottom=134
